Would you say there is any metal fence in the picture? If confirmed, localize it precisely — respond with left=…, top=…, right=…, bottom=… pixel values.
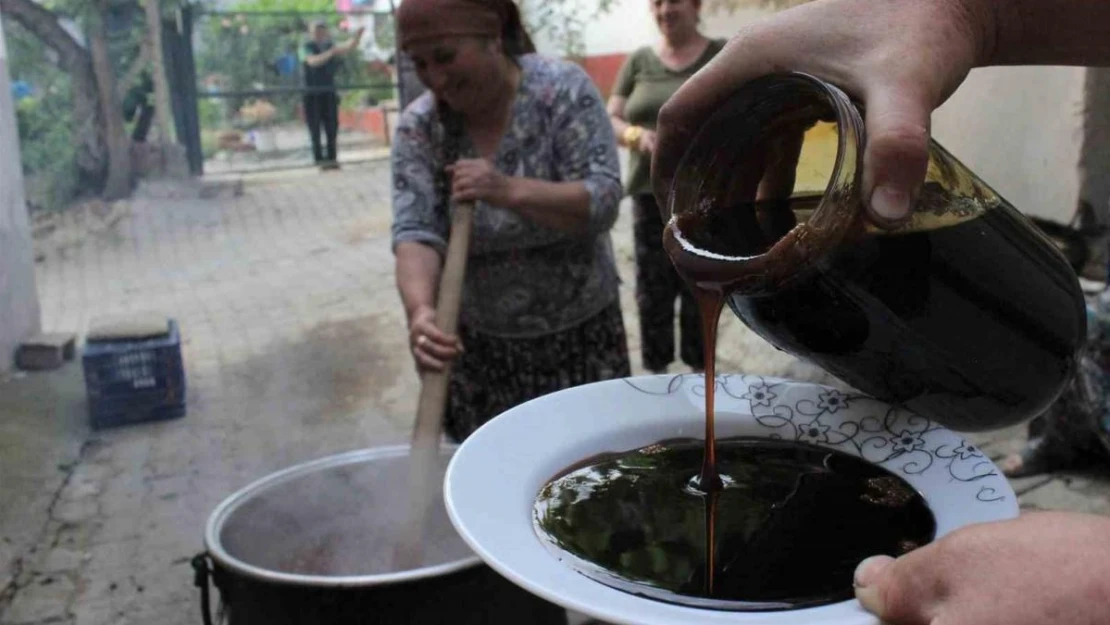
left=189, top=8, right=401, bottom=174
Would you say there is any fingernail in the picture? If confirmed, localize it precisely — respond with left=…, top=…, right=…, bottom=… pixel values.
left=869, top=185, right=911, bottom=223
left=854, top=555, right=893, bottom=588
left=853, top=555, right=893, bottom=617
left=855, top=585, right=885, bottom=616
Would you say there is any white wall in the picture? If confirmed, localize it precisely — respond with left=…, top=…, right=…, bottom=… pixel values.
left=0, top=18, right=43, bottom=371
left=560, top=1, right=770, bottom=57
left=575, top=1, right=659, bottom=56
left=933, top=66, right=1087, bottom=223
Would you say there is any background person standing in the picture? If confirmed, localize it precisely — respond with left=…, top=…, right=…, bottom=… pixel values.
left=607, top=0, right=723, bottom=374
left=302, top=21, right=364, bottom=170
left=392, top=0, right=631, bottom=443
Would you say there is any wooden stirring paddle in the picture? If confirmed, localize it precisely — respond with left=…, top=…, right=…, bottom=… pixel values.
left=393, top=200, right=475, bottom=570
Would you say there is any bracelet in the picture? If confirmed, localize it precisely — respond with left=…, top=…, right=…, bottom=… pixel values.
left=622, top=125, right=644, bottom=149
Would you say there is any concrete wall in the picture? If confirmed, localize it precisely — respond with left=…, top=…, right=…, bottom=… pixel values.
left=1080, top=68, right=1110, bottom=221
left=0, top=18, right=43, bottom=372
left=932, top=66, right=1088, bottom=223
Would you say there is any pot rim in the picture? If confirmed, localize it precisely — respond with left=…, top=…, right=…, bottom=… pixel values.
left=204, top=444, right=483, bottom=587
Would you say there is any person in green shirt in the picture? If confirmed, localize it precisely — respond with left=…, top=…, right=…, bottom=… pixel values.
left=607, top=0, right=724, bottom=374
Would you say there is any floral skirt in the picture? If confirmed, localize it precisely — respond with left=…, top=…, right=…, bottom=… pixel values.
left=1028, top=353, right=1110, bottom=457
left=445, top=301, right=632, bottom=442
left=1018, top=303, right=1110, bottom=473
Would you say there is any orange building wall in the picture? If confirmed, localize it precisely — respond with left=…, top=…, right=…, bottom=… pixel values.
left=580, top=52, right=630, bottom=99
left=338, top=107, right=389, bottom=141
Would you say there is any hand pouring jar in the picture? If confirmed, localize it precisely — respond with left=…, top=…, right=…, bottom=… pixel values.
left=662, top=72, right=1086, bottom=432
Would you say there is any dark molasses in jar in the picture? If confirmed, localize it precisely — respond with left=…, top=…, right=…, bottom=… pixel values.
left=663, top=73, right=1086, bottom=432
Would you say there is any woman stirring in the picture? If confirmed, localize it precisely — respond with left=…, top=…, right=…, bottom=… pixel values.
left=392, top=0, right=631, bottom=442
left=608, top=0, right=724, bottom=375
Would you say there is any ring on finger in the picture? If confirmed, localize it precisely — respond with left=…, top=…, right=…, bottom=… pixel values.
left=416, top=335, right=428, bottom=348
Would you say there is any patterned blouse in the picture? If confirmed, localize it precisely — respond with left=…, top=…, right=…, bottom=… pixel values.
left=391, top=54, right=623, bottom=338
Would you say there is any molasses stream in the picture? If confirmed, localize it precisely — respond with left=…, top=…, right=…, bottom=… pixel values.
left=692, top=288, right=724, bottom=594
left=534, top=72, right=1083, bottom=611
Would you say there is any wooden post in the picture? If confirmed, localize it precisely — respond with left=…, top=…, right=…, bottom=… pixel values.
left=143, top=0, right=176, bottom=144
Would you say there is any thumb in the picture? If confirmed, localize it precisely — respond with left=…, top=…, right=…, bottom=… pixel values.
left=853, top=555, right=896, bottom=617
left=861, top=85, right=932, bottom=228
left=854, top=551, right=940, bottom=625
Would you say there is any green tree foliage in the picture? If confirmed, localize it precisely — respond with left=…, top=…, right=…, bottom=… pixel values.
left=194, top=0, right=396, bottom=133
left=3, top=0, right=186, bottom=208
left=6, top=20, right=80, bottom=212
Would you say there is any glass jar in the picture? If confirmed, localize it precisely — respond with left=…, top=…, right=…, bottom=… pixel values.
left=663, top=72, right=1086, bottom=432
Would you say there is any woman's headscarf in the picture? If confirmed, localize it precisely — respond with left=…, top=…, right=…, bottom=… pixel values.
left=397, top=0, right=536, bottom=54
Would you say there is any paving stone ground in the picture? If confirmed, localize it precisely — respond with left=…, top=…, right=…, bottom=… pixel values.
left=0, top=158, right=1108, bottom=624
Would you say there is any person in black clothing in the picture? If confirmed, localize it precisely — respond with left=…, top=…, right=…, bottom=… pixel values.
left=303, top=21, right=364, bottom=169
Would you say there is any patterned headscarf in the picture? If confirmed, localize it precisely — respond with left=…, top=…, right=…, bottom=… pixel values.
left=397, top=0, right=535, bottom=54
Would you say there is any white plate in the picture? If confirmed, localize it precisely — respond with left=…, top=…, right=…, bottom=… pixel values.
left=444, top=374, right=1018, bottom=625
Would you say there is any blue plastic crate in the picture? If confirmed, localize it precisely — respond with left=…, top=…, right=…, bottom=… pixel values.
left=82, top=319, right=186, bottom=429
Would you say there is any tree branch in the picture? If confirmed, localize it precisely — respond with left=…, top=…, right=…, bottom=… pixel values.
left=116, top=40, right=151, bottom=99
left=143, top=0, right=175, bottom=142
left=0, top=0, right=89, bottom=72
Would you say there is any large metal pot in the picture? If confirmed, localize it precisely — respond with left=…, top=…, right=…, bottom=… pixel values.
left=193, top=445, right=567, bottom=625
